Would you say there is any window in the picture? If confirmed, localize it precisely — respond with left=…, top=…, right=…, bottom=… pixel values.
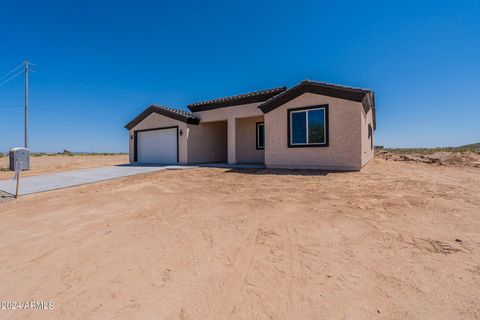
left=288, top=105, right=328, bottom=147
left=256, top=122, right=265, bottom=149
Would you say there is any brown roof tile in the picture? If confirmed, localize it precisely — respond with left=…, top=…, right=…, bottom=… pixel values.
left=125, top=105, right=200, bottom=130
left=187, top=87, right=287, bottom=112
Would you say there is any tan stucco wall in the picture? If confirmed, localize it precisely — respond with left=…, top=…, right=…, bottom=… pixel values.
left=128, top=113, right=188, bottom=164
left=128, top=96, right=372, bottom=169
left=193, top=102, right=263, bottom=122
left=187, top=121, right=227, bottom=163
left=361, top=108, right=374, bottom=167
left=236, top=116, right=264, bottom=164
left=264, top=93, right=363, bottom=170
left=127, top=103, right=262, bottom=165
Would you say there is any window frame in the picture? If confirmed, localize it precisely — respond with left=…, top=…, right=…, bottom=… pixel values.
left=287, top=105, right=329, bottom=148
left=256, top=122, right=265, bottom=150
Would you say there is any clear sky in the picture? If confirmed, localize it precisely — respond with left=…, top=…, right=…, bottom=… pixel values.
left=0, top=0, right=479, bottom=153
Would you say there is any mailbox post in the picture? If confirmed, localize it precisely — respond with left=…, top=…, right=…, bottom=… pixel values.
left=9, top=148, right=30, bottom=198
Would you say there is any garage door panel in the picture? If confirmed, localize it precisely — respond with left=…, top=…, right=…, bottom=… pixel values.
left=137, top=128, right=177, bottom=164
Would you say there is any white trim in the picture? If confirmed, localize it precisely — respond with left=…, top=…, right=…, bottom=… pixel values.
left=289, top=107, right=326, bottom=146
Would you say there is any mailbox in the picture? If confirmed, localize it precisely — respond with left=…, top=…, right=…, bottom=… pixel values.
left=9, top=147, right=30, bottom=171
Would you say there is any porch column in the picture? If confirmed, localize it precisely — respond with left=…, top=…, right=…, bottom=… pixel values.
left=227, top=118, right=236, bottom=164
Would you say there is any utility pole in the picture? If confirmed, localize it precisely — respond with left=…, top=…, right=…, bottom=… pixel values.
left=24, top=60, right=29, bottom=149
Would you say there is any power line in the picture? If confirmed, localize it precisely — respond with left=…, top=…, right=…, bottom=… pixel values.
left=0, top=69, right=24, bottom=88
left=0, top=62, right=24, bottom=81
left=31, top=67, right=141, bottom=98
left=0, top=105, right=23, bottom=109
left=1, top=61, right=134, bottom=129
left=0, top=104, right=122, bottom=122
left=32, top=106, right=122, bottom=122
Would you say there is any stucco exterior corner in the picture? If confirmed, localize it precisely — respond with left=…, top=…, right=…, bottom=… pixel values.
left=264, top=93, right=363, bottom=171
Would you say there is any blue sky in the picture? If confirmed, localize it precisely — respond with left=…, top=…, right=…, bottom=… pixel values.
left=0, top=0, right=479, bottom=152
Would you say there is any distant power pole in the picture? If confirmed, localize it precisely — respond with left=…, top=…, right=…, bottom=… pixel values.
left=24, top=60, right=29, bottom=149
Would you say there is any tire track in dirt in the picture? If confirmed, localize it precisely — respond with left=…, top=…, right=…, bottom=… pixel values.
left=285, top=216, right=304, bottom=319
left=208, top=222, right=260, bottom=319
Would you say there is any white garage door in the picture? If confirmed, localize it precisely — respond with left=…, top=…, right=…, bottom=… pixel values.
left=137, top=128, right=177, bottom=164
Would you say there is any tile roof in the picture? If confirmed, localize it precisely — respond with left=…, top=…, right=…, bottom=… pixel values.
left=152, top=104, right=200, bottom=120
left=126, top=80, right=376, bottom=130
left=125, top=105, right=200, bottom=130
left=187, top=87, right=287, bottom=112
left=258, top=80, right=376, bottom=128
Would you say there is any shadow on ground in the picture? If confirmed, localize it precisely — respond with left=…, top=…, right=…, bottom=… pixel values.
left=0, top=190, right=14, bottom=203
left=224, top=168, right=340, bottom=176
left=114, top=162, right=354, bottom=176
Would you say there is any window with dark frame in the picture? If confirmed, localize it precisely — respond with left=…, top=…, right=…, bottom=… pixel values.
left=288, top=105, right=328, bottom=147
left=256, top=122, right=265, bottom=149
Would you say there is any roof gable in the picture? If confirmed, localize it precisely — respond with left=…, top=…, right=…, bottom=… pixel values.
left=124, top=105, right=200, bottom=130
left=187, top=87, right=287, bottom=112
left=258, top=80, right=376, bottom=129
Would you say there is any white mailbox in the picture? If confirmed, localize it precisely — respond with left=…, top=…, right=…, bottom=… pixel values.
left=9, top=147, right=30, bottom=171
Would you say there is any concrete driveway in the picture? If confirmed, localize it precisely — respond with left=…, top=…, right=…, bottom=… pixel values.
left=0, top=165, right=192, bottom=196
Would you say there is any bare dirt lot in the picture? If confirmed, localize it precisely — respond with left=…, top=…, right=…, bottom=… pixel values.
left=0, top=154, right=129, bottom=180
left=376, top=149, right=480, bottom=168
left=0, top=158, right=479, bottom=319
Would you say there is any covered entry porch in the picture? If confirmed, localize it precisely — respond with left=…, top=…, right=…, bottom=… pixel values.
left=227, top=115, right=264, bottom=165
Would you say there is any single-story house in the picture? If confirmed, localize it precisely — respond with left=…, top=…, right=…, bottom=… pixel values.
left=125, top=80, right=376, bottom=170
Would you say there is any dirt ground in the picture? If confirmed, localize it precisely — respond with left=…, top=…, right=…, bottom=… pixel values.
left=0, top=158, right=479, bottom=319
left=376, top=149, right=480, bottom=168
left=0, top=154, right=129, bottom=180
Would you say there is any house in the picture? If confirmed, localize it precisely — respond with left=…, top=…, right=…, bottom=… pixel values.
left=125, top=80, right=376, bottom=170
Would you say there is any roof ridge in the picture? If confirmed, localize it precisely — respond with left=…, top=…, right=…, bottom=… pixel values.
left=258, top=80, right=375, bottom=120
left=188, top=86, right=287, bottom=107
left=151, top=104, right=198, bottom=117
left=300, top=79, right=372, bottom=92
left=125, top=104, right=200, bottom=129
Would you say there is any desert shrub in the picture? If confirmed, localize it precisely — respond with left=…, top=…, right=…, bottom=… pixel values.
left=384, top=145, right=479, bottom=155
left=62, top=149, right=74, bottom=156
